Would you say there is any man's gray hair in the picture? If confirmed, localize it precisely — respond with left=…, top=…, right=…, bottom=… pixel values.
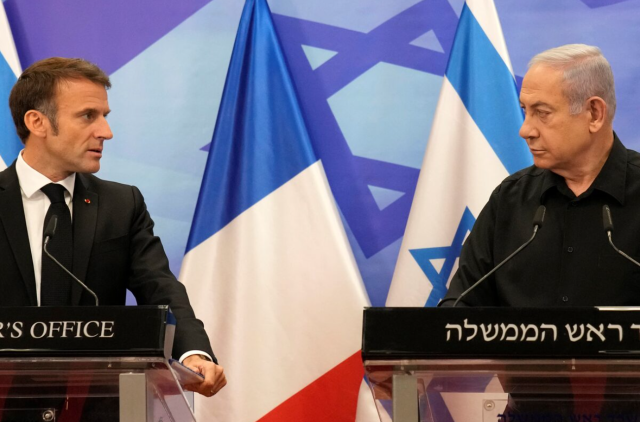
left=529, top=44, right=616, bottom=121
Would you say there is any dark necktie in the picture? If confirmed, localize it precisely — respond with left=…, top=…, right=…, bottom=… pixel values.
left=41, top=183, right=72, bottom=306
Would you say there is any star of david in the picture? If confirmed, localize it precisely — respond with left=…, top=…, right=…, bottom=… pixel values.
left=200, top=0, right=460, bottom=258
left=409, top=207, right=476, bottom=307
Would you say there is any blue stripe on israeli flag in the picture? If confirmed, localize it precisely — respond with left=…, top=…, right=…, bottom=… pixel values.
left=446, top=4, right=530, bottom=175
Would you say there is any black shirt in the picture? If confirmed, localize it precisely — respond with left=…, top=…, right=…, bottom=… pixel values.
left=440, top=133, right=640, bottom=307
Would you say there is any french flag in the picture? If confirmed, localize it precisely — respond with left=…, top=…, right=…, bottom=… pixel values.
left=179, top=0, right=376, bottom=420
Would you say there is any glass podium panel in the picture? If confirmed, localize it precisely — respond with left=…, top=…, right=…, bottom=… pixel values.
left=0, top=357, right=195, bottom=422
left=364, top=359, right=640, bottom=422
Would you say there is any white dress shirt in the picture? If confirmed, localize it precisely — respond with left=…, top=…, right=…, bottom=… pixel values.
left=15, top=151, right=75, bottom=306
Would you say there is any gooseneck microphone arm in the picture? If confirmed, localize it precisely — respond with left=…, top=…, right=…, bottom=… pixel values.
left=43, top=216, right=100, bottom=306
left=452, top=205, right=546, bottom=307
left=602, top=205, right=640, bottom=268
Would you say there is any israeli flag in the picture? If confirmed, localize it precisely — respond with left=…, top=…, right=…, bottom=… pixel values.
left=0, top=2, right=21, bottom=170
left=179, top=0, right=375, bottom=420
left=387, top=0, right=532, bottom=307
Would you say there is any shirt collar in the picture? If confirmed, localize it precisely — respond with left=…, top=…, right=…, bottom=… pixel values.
left=539, top=132, right=627, bottom=205
left=15, top=151, right=76, bottom=199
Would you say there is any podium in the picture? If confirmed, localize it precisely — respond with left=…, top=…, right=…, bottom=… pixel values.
left=362, top=307, right=640, bottom=422
left=0, top=305, right=195, bottom=422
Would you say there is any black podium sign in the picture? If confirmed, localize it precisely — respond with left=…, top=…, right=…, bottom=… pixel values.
left=363, top=307, right=640, bottom=360
left=0, top=305, right=171, bottom=357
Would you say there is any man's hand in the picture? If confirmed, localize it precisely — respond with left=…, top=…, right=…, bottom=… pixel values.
left=182, top=355, right=227, bottom=397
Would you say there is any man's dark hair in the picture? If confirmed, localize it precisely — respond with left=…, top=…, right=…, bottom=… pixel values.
left=9, top=57, right=111, bottom=142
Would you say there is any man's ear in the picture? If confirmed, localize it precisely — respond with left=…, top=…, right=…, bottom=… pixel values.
left=586, top=96, right=607, bottom=133
left=23, top=110, right=49, bottom=138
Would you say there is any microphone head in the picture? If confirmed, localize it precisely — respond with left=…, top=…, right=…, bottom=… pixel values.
left=603, top=205, right=614, bottom=232
left=44, top=215, right=58, bottom=239
left=533, top=205, right=546, bottom=228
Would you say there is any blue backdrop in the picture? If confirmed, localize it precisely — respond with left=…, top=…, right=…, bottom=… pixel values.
left=5, top=0, right=639, bottom=306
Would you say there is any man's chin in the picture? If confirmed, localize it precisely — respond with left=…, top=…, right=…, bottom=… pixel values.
left=77, top=163, right=101, bottom=174
left=532, top=157, right=551, bottom=170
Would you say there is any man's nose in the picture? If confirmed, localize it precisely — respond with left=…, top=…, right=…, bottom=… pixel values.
left=519, top=115, right=538, bottom=141
left=97, top=117, right=113, bottom=140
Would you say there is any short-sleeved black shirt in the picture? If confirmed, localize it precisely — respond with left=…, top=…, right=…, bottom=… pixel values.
left=440, top=133, right=640, bottom=307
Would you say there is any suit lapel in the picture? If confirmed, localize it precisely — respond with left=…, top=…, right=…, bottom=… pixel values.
left=0, top=164, right=37, bottom=305
left=71, top=174, right=98, bottom=305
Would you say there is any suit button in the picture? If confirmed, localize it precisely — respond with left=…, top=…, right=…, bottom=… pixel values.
left=567, top=247, right=574, bottom=253
left=562, top=296, right=569, bottom=302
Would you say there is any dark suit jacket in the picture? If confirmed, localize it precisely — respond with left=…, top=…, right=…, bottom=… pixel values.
left=0, top=163, right=215, bottom=362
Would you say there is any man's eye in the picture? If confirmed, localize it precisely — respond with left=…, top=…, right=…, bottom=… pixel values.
left=537, top=110, right=550, bottom=117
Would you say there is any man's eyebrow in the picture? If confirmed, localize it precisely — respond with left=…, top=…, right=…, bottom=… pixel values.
left=76, top=107, right=111, bottom=116
left=530, top=101, right=554, bottom=109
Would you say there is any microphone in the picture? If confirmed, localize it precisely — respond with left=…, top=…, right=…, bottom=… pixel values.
left=602, top=205, right=640, bottom=267
left=43, top=215, right=100, bottom=306
left=43, top=215, right=57, bottom=244
left=452, top=205, right=546, bottom=307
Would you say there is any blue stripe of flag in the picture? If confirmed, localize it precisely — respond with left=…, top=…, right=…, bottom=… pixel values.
left=0, top=53, right=21, bottom=165
left=446, top=4, right=532, bottom=175
left=185, top=0, right=316, bottom=252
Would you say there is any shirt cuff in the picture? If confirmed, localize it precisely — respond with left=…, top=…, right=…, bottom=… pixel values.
left=179, top=350, right=214, bottom=364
